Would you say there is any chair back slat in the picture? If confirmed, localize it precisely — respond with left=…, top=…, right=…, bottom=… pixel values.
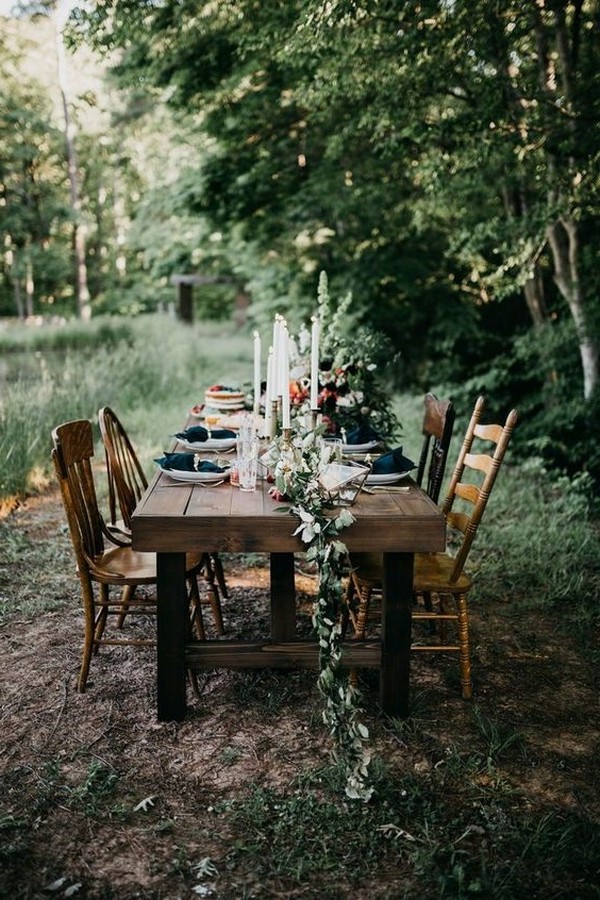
left=463, top=452, right=496, bottom=475
left=416, top=392, right=455, bottom=504
left=446, top=510, right=470, bottom=534
left=454, top=482, right=480, bottom=504
left=441, top=398, right=517, bottom=583
left=98, top=407, right=148, bottom=530
left=474, top=423, right=504, bottom=443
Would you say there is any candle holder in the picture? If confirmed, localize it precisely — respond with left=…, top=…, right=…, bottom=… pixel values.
left=310, top=408, right=321, bottom=431
left=318, top=460, right=370, bottom=507
left=281, top=427, right=293, bottom=448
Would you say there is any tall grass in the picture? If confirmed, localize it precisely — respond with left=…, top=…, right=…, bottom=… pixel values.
left=0, top=314, right=253, bottom=498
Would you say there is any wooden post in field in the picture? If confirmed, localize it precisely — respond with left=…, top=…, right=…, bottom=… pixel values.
left=170, top=274, right=243, bottom=325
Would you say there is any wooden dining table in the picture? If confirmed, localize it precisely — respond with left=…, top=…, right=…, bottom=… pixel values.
left=131, top=468, right=446, bottom=722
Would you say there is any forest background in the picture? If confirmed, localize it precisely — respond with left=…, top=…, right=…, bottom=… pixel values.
left=1, top=0, right=600, bottom=489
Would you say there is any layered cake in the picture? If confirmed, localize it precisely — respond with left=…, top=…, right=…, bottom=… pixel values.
left=204, top=384, right=246, bottom=411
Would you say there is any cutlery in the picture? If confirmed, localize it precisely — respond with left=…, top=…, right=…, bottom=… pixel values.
left=159, top=479, right=227, bottom=488
left=361, top=485, right=411, bottom=494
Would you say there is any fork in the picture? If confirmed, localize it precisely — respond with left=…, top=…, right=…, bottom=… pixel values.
left=361, top=485, right=411, bottom=494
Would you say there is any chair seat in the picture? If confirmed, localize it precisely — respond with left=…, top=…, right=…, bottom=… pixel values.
left=89, top=547, right=204, bottom=585
left=414, top=553, right=471, bottom=593
left=349, top=551, right=471, bottom=593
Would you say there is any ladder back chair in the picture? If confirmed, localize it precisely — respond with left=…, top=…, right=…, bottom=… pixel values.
left=98, top=406, right=226, bottom=634
left=415, top=392, right=455, bottom=505
left=346, top=396, right=518, bottom=699
left=52, top=418, right=207, bottom=692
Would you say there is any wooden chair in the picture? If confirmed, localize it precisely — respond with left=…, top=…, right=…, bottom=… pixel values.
left=346, top=396, right=518, bottom=699
left=98, top=406, right=226, bottom=634
left=52, top=419, right=209, bottom=692
left=415, top=392, right=455, bottom=504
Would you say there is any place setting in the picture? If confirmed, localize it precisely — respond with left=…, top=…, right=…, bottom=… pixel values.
left=171, top=423, right=238, bottom=451
left=363, top=446, right=415, bottom=487
left=337, top=422, right=383, bottom=455
left=154, top=451, right=232, bottom=486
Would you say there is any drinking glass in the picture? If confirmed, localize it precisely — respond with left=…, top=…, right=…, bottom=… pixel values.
left=323, top=437, right=343, bottom=462
left=237, top=413, right=256, bottom=444
left=237, top=437, right=260, bottom=492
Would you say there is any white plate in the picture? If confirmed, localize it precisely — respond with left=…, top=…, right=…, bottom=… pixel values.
left=177, top=437, right=237, bottom=451
left=366, top=471, right=413, bottom=485
left=341, top=440, right=380, bottom=453
left=159, top=467, right=230, bottom=484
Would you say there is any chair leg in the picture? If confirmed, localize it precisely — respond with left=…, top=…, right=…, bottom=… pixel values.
left=347, top=574, right=374, bottom=688
left=186, top=596, right=202, bottom=698
left=341, top=574, right=355, bottom=639
left=188, top=576, right=206, bottom=641
left=208, top=587, right=224, bottom=636
left=116, top=584, right=136, bottom=629
left=353, top=580, right=373, bottom=641
left=78, top=582, right=96, bottom=692
left=93, top=584, right=110, bottom=652
left=211, top=553, right=228, bottom=599
left=78, top=648, right=93, bottom=693
left=340, top=574, right=358, bottom=686
left=200, top=554, right=224, bottom=635
left=456, top=592, right=472, bottom=700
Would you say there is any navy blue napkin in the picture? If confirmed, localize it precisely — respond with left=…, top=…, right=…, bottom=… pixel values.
left=344, top=422, right=381, bottom=445
left=156, top=453, right=228, bottom=473
left=371, top=446, right=415, bottom=475
left=174, top=425, right=236, bottom=442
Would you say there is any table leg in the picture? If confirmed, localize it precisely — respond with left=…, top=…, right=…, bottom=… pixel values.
left=157, top=552, right=187, bottom=722
left=380, top=552, right=414, bottom=717
left=270, top=553, right=296, bottom=641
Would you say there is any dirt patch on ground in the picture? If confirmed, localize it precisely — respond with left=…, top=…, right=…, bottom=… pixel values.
left=1, top=490, right=598, bottom=898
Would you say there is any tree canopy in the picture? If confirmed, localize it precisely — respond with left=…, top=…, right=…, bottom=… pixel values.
left=69, top=0, right=599, bottom=389
left=1, top=0, right=599, bottom=477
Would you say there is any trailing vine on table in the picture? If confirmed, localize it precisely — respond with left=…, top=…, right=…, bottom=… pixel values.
left=263, top=429, right=373, bottom=801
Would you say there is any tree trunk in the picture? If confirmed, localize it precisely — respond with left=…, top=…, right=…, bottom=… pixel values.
left=547, top=216, right=599, bottom=399
left=499, top=187, right=548, bottom=328
left=523, top=265, right=548, bottom=327
left=533, top=4, right=598, bottom=399
left=54, top=11, right=91, bottom=321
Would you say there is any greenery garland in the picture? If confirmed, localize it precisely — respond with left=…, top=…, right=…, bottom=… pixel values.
left=263, top=428, right=373, bottom=801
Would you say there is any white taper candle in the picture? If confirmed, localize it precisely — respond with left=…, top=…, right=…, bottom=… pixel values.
left=310, top=315, right=320, bottom=409
left=253, top=330, right=261, bottom=416
left=281, top=325, right=290, bottom=429
left=264, top=346, right=274, bottom=437
left=272, top=314, right=281, bottom=397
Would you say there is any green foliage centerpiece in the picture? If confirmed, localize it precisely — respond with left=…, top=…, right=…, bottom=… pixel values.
left=301, top=271, right=399, bottom=439
left=263, top=428, right=373, bottom=801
